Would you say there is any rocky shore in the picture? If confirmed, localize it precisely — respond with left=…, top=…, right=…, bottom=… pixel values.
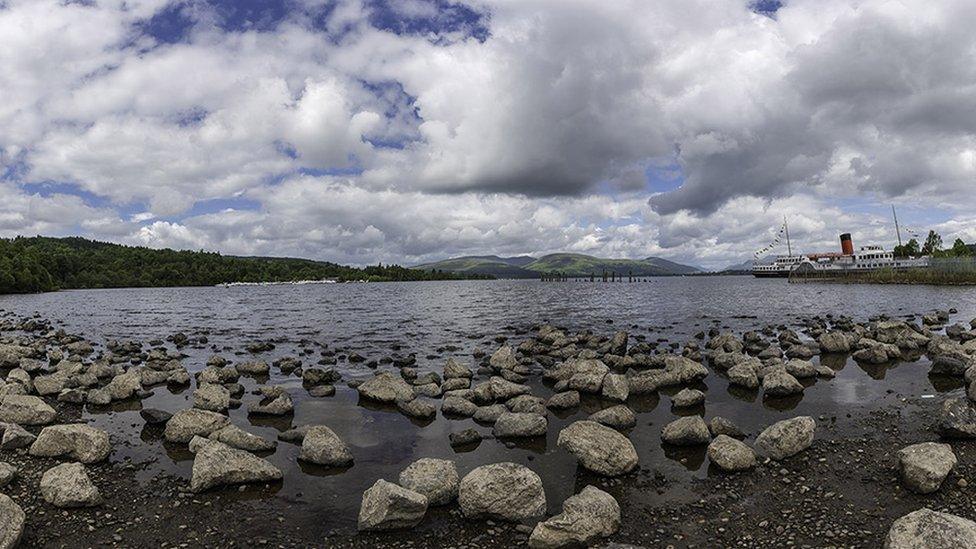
left=1, top=307, right=976, bottom=547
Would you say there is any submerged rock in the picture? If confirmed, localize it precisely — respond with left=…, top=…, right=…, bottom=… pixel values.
left=896, top=442, right=956, bottom=494
left=885, top=508, right=976, bottom=549
left=449, top=429, right=482, bottom=447
left=529, top=486, right=620, bottom=549
left=754, top=416, right=816, bottom=460
left=358, top=479, right=428, bottom=531
left=40, top=462, right=101, bottom=507
left=139, top=408, right=173, bottom=425
left=557, top=420, right=638, bottom=476
left=458, top=462, right=546, bottom=522
left=398, top=458, right=459, bottom=506
left=189, top=439, right=282, bottom=492
left=29, top=424, right=111, bottom=464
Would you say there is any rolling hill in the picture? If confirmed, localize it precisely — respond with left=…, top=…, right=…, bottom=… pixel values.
left=414, top=253, right=701, bottom=278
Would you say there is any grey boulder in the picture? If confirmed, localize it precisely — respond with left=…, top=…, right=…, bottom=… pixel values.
left=0, top=395, right=56, bottom=425
left=398, top=458, right=459, bottom=506
left=163, top=409, right=231, bottom=443
left=661, top=415, right=710, bottom=446
left=707, top=435, right=756, bottom=472
left=298, top=425, right=354, bottom=467
left=754, top=416, right=816, bottom=460
left=0, top=494, right=24, bottom=549
left=458, top=462, right=546, bottom=522
left=358, top=479, right=428, bottom=531
left=885, top=508, right=976, bottom=549
left=529, top=486, right=620, bottom=549
left=557, top=420, right=638, bottom=476
left=40, top=462, right=101, bottom=507
left=896, top=442, right=956, bottom=494
left=189, top=439, right=282, bottom=492
left=29, top=424, right=111, bottom=463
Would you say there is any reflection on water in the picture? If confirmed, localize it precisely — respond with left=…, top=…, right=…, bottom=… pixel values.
left=1, top=276, right=975, bottom=534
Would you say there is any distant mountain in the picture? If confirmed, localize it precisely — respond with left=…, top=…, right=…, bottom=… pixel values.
left=719, top=259, right=754, bottom=272
left=415, top=253, right=701, bottom=278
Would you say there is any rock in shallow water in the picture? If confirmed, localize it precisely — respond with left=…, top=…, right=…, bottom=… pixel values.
left=754, top=416, right=815, bottom=460
left=209, top=424, right=276, bottom=452
left=358, top=372, right=415, bottom=403
left=662, top=416, right=711, bottom=446
left=40, top=462, right=101, bottom=507
left=493, top=412, right=547, bottom=438
left=189, top=439, right=282, bottom=492
left=139, top=408, right=172, bottom=425
left=358, top=479, right=428, bottom=532
left=557, top=420, right=638, bottom=476
left=762, top=369, right=804, bottom=397
left=298, top=425, right=354, bottom=467
left=449, top=429, right=482, bottom=447
left=589, top=405, right=636, bottom=430
left=458, top=462, right=546, bottom=522
left=528, top=485, right=620, bottom=549
left=29, top=424, right=111, bottom=464
left=896, top=442, right=956, bottom=494
left=164, top=409, right=231, bottom=443
left=398, top=458, right=459, bottom=506
left=885, top=508, right=976, bottom=549
left=193, top=383, right=230, bottom=412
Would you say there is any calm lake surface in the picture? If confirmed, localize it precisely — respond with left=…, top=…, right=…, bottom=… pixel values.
left=2, top=276, right=976, bottom=536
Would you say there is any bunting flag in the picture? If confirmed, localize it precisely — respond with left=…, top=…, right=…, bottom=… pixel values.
left=755, top=220, right=788, bottom=259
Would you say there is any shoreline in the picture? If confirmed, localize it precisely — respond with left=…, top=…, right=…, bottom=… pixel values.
left=1, top=303, right=976, bottom=546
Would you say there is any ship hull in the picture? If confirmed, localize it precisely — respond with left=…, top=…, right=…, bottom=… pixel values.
left=752, top=271, right=791, bottom=278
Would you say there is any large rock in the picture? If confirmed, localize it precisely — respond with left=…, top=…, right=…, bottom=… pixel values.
left=163, top=409, right=230, bottom=443
left=896, top=442, right=957, bottom=494
left=601, top=373, right=629, bottom=402
left=488, top=377, right=531, bottom=401
left=589, top=405, right=636, bottom=430
left=0, top=423, right=34, bottom=450
left=189, top=439, right=282, bottom=492
left=728, top=363, right=759, bottom=389
left=0, top=494, right=24, bottom=549
left=358, top=372, right=415, bottom=403
left=193, top=383, right=230, bottom=412
left=672, top=388, right=705, bottom=407
left=443, top=357, right=473, bottom=379
left=0, top=463, right=16, bottom=487
left=298, top=425, right=354, bottom=467
left=629, top=356, right=707, bottom=393
left=29, top=424, right=111, bottom=463
left=818, top=331, right=851, bottom=353
left=762, top=369, right=804, bottom=397
left=105, top=370, right=142, bottom=400
left=557, top=420, right=638, bottom=476
left=489, top=346, right=518, bottom=370
left=885, top=508, right=976, bottom=549
left=529, top=486, right=620, bottom=549
left=358, top=479, right=428, bottom=531
left=754, top=416, right=816, bottom=460
left=40, top=462, right=101, bottom=507
left=398, top=458, right=459, bottom=506
left=707, top=435, right=756, bottom=471
left=493, top=412, right=547, bottom=438
left=442, top=396, right=478, bottom=417
left=0, top=395, right=56, bottom=425
left=247, top=392, right=294, bottom=415
left=458, top=463, right=546, bottom=522
left=209, top=424, right=276, bottom=452
left=661, top=415, right=711, bottom=446
left=938, top=397, right=976, bottom=438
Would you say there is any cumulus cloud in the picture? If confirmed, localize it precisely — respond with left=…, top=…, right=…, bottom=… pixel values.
left=1, top=0, right=975, bottom=268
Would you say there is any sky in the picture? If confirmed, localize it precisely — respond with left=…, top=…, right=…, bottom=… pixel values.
left=1, top=0, right=975, bottom=270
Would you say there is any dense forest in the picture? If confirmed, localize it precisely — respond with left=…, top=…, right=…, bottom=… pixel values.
left=0, top=236, right=490, bottom=294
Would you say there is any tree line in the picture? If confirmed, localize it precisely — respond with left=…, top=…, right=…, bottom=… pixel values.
left=893, top=230, right=972, bottom=258
left=0, top=236, right=491, bottom=294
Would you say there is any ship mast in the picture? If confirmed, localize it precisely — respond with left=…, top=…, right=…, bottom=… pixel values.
left=784, top=216, right=792, bottom=257
left=892, top=205, right=903, bottom=247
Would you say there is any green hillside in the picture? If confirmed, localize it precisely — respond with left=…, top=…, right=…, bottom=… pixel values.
left=414, top=252, right=700, bottom=278
left=0, top=236, right=490, bottom=294
left=525, top=253, right=700, bottom=277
